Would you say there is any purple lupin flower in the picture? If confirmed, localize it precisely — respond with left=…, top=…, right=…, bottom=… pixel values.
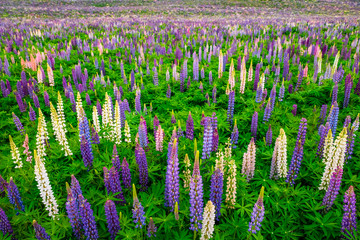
left=328, top=102, right=339, bottom=138
left=71, top=175, right=83, bottom=200
left=7, top=177, right=24, bottom=214
left=104, top=200, right=120, bottom=240
left=43, top=91, right=50, bottom=107
left=227, top=90, right=235, bottom=127
left=110, top=167, right=125, bottom=204
left=321, top=167, right=343, bottom=213
left=343, top=74, right=352, bottom=108
left=135, top=144, right=148, bottom=191
left=132, top=184, right=146, bottom=228
left=121, top=157, right=131, bottom=189
left=189, top=152, right=203, bottom=231
left=15, top=92, right=25, bottom=112
left=96, top=100, right=102, bottom=116
left=288, top=84, right=293, bottom=94
left=29, top=104, right=36, bottom=121
left=91, top=126, right=100, bottom=144
left=210, top=168, right=223, bottom=221
left=186, top=112, right=194, bottom=140
left=317, top=122, right=330, bottom=159
left=270, top=85, right=276, bottom=111
left=166, top=84, right=171, bottom=98
left=165, top=139, right=180, bottom=211
left=86, top=93, right=91, bottom=106
left=0, top=208, right=13, bottom=237
left=202, top=117, right=213, bottom=159
left=248, top=186, right=265, bottom=234
left=212, top=128, right=219, bottom=152
left=80, top=135, right=94, bottom=168
left=147, top=217, right=157, bottom=237
left=332, top=82, right=338, bottom=104
left=345, top=125, right=355, bottom=161
left=266, top=125, right=272, bottom=146
left=65, top=182, right=83, bottom=239
left=33, top=93, right=40, bottom=108
left=291, top=104, right=297, bottom=116
left=263, top=99, right=272, bottom=123
left=138, top=117, right=148, bottom=149
left=111, top=145, right=121, bottom=171
left=286, top=118, right=307, bottom=186
left=230, top=120, right=239, bottom=149
left=279, top=80, right=285, bottom=101
left=251, top=111, right=258, bottom=139
left=341, top=186, right=357, bottom=239
left=135, top=91, right=141, bottom=113
left=319, top=105, right=327, bottom=125
left=33, top=220, right=51, bottom=240
left=78, top=194, right=99, bottom=240
left=12, top=112, right=25, bottom=135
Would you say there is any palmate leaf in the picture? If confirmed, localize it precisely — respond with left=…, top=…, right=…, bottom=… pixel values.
left=173, top=229, right=192, bottom=240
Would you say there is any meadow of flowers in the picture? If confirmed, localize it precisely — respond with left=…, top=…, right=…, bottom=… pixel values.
left=0, top=1, right=360, bottom=239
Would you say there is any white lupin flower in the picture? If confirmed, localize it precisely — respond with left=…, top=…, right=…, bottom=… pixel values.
left=240, top=57, right=247, bottom=93
left=34, top=150, right=59, bottom=219
left=319, top=128, right=347, bottom=190
left=218, top=50, right=223, bottom=78
left=124, top=120, right=131, bottom=143
left=225, top=159, right=237, bottom=209
left=248, top=60, right=253, bottom=82
left=92, top=106, right=101, bottom=134
left=37, top=66, right=43, bottom=84
left=277, top=128, right=287, bottom=178
left=228, top=59, right=235, bottom=89
left=75, top=92, right=83, bottom=122
left=36, top=109, right=49, bottom=160
left=215, top=149, right=225, bottom=174
left=57, top=92, right=66, bottom=134
left=155, top=125, right=164, bottom=152
left=102, top=92, right=115, bottom=141
left=50, top=102, right=72, bottom=156
left=241, top=138, right=256, bottom=181
left=114, top=101, right=122, bottom=144
left=9, top=135, right=22, bottom=168
left=200, top=201, right=216, bottom=240
left=322, top=129, right=334, bottom=164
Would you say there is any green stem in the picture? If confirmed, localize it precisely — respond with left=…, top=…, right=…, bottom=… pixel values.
left=193, top=230, right=197, bottom=240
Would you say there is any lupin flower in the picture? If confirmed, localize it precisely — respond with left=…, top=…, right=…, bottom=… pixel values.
left=138, top=117, right=148, bottom=149
left=200, top=201, right=216, bottom=240
left=263, top=98, right=272, bottom=123
left=225, top=159, right=237, bottom=208
left=212, top=128, right=219, bottom=152
left=266, top=125, right=272, bottom=146
left=202, top=117, right=213, bottom=159
left=165, top=139, right=180, bottom=211
left=50, top=102, right=72, bottom=156
left=9, top=135, right=22, bottom=168
left=166, top=84, right=171, bottom=98
left=65, top=182, right=83, bottom=239
left=81, top=135, right=94, bottom=168
left=34, top=150, right=59, bottom=218
left=291, top=104, right=297, bottom=116
left=332, top=82, right=338, bottom=104
left=135, top=144, right=148, bottom=191
left=183, top=154, right=191, bottom=189
left=124, top=120, right=131, bottom=143
left=33, top=220, right=51, bottom=240
left=210, top=168, right=223, bottom=220
left=111, top=145, right=121, bottom=171
left=186, top=112, right=194, bottom=140
left=248, top=186, right=265, bottom=234
left=114, top=101, right=122, bottom=144
left=317, top=122, right=330, bottom=159
left=227, top=90, right=235, bottom=127
left=121, top=157, right=131, bottom=189
left=147, top=217, right=157, bottom=237
left=321, top=167, right=343, bottom=212
left=270, top=129, right=287, bottom=179
left=79, top=194, right=99, bottom=240
left=15, top=92, right=26, bottom=112
left=7, top=177, right=25, bottom=213
left=132, top=184, right=146, bottom=228
left=319, top=128, right=347, bottom=190
left=153, top=115, right=160, bottom=140
left=0, top=208, right=14, bottom=237
left=12, top=112, right=25, bottom=135
left=104, top=167, right=125, bottom=204
left=156, top=125, right=164, bottom=152
left=104, top=200, right=120, bottom=240
left=279, top=79, right=285, bottom=101
left=328, top=103, right=339, bottom=138
left=177, top=121, right=184, bottom=138
left=230, top=119, right=239, bottom=149
left=36, top=109, right=50, bottom=160
left=29, top=104, right=36, bottom=121
left=341, top=186, right=357, bottom=239
left=91, top=126, right=100, bottom=144
left=251, top=111, right=258, bottom=139
left=343, top=74, right=352, bottom=108
left=242, top=138, right=256, bottom=181
left=189, top=151, right=203, bottom=231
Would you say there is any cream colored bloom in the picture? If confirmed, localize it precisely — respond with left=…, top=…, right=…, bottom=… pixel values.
left=200, top=201, right=216, bottom=240
left=9, top=135, right=22, bottom=168
left=225, top=159, right=237, bottom=208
